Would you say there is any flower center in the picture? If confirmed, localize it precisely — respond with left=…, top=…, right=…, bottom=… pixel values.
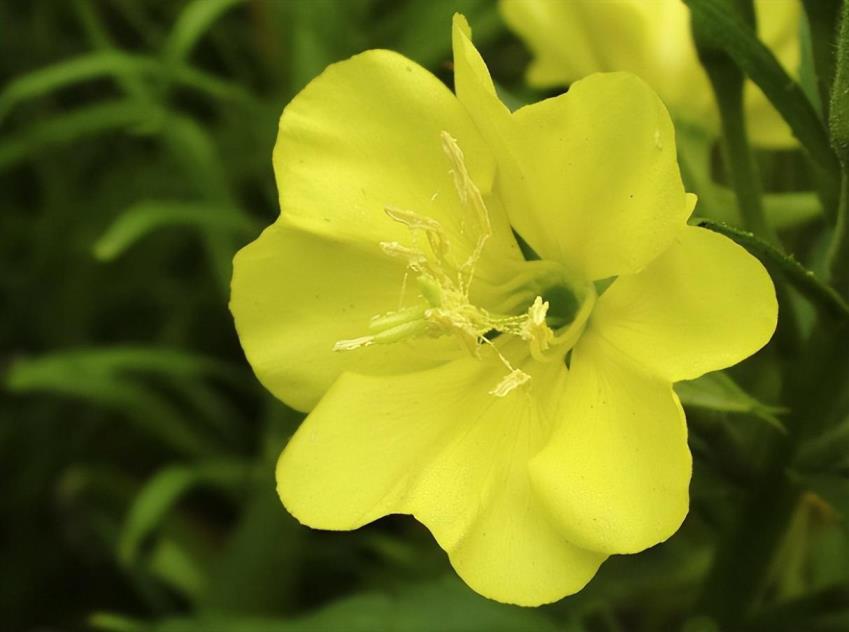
left=333, top=131, right=594, bottom=397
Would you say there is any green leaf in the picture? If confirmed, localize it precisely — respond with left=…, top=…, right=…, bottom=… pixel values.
left=797, top=414, right=849, bottom=474
left=162, top=0, right=246, bottom=64
left=168, top=64, right=261, bottom=107
left=0, top=99, right=158, bottom=172
left=147, top=538, right=207, bottom=601
left=90, top=613, right=147, bottom=632
left=789, top=472, right=849, bottom=520
left=71, top=0, right=154, bottom=102
left=92, top=576, right=558, bottom=632
left=0, top=51, right=156, bottom=124
left=94, top=200, right=258, bottom=261
left=676, top=371, right=787, bottom=432
left=119, top=461, right=251, bottom=566
left=697, top=219, right=849, bottom=321
left=4, top=347, right=239, bottom=455
left=156, top=114, right=242, bottom=294
left=683, top=0, right=839, bottom=180
left=0, top=50, right=259, bottom=127
left=6, top=346, right=240, bottom=383
left=199, top=481, right=302, bottom=615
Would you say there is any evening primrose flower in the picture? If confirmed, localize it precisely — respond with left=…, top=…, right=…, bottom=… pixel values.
left=230, top=15, right=777, bottom=606
left=500, top=0, right=800, bottom=147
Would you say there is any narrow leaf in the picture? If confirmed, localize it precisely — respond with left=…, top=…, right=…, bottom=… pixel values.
left=94, top=201, right=258, bottom=261
left=89, top=613, right=147, bottom=632
left=119, top=461, right=251, bottom=565
left=163, top=0, right=245, bottom=64
left=676, top=371, right=786, bottom=432
left=0, top=52, right=157, bottom=124
left=0, top=50, right=261, bottom=124
left=0, top=100, right=157, bottom=172
left=4, top=348, right=238, bottom=455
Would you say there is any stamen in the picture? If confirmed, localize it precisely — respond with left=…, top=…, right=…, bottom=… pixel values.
left=332, top=336, right=374, bottom=352
left=371, top=319, right=430, bottom=343
left=380, top=241, right=428, bottom=267
left=333, top=131, right=593, bottom=397
left=440, top=131, right=491, bottom=292
left=489, top=368, right=531, bottom=397
left=521, top=296, right=555, bottom=361
left=385, top=205, right=450, bottom=265
left=416, top=274, right=443, bottom=307
left=369, top=306, right=427, bottom=331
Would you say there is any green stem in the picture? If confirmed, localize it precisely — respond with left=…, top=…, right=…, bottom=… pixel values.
left=801, top=0, right=841, bottom=119
left=828, top=171, right=849, bottom=297
left=715, top=86, right=779, bottom=244
left=693, top=0, right=779, bottom=245
left=827, top=2, right=849, bottom=298
left=692, top=0, right=805, bottom=361
left=685, top=0, right=841, bottom=222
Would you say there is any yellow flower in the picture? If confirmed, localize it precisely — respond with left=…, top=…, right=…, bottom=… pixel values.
left=230, top=15, right=777, bottom=606
left=500, top=0, right=800, bottom=147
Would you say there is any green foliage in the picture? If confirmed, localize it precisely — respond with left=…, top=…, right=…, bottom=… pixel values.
left=676, top=371, right=787, bottom=432
left=2, top=0, right=849, bottom=631
left=91, top=577, right=559, bottom=632
left=93, top=200, right=258, bottom=261
left=684, top=0, right=839, bottom=180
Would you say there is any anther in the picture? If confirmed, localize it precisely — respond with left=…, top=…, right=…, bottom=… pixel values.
left=489, top=368, right=531, bottom=397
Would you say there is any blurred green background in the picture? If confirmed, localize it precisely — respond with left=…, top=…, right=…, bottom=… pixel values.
left=2, top=1, right=848, bottom=631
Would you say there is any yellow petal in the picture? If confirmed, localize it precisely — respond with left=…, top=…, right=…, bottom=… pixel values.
left=452, top=17, right=691, bottom=279
left=529, top=332, right=692, bottom=555
left=500, top=0, right=651, bottom=88
left=274, top=47, right=520, bottom=267
left=230, top=221, right=459, bottom=412
left=277, top=354, right=606, bottom=606
left=451, top=15, right=540, bottom=253
left=499, top=0, right=712, bottom=127
left=508, top=73, right=692, bottom=279
left=589, top=225, right=777, bottom=382
left=499, top=0, right=799, bottom=148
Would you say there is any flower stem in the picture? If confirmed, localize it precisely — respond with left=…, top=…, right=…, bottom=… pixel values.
left=827, top=170, right=849, bottom=297
left=692, top=0, right=804, bottom=356
left=715, top=87, right=779, bottom=244
left=692, top=0, right=780, bottom=246
left=827, top=1, right=849, bottom=298
left=800, top=0, right=841, bottom=119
